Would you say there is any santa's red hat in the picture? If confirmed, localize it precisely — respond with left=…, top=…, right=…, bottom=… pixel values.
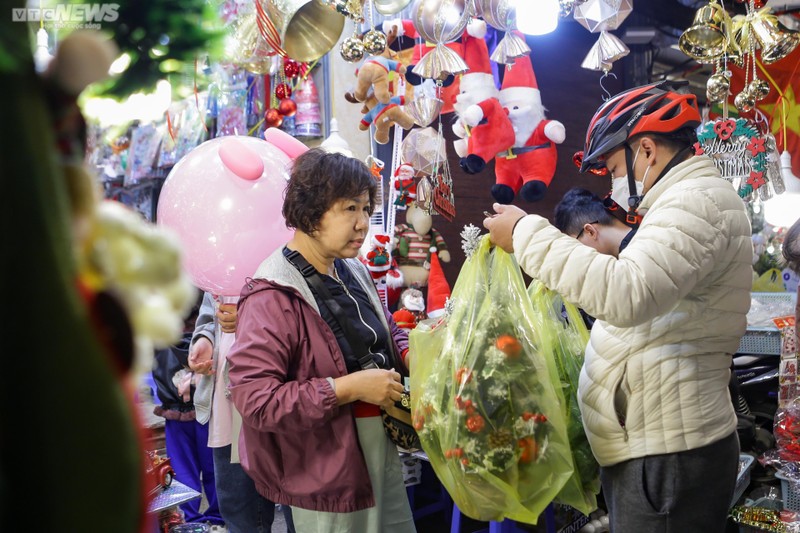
left=394, top=163, right=414, bottom=178
left=500, top=54, right=541, bottom=107
left=460, top=34, right=495, bottom=95
left=426, top=251, right=451, bottom=319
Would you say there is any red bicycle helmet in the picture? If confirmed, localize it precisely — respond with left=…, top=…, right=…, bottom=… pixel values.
left=579, top=80, right=701, bottom=173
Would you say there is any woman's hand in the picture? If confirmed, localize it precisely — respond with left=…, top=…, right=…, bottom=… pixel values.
left=188, top=337, right=214, bottom=375
left=334, top=369, right=405, bottom=409
left=216, top=303, right=237, bottom=334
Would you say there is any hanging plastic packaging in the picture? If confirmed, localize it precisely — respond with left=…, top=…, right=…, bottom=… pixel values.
left=527, top=280, right=600, bottom=517
left=409, top=235, right=574, bottom=523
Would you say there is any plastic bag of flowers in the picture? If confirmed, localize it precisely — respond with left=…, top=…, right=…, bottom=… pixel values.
left=409, top=235, right=574, bottom=523
left=527, top=279, right=600, bottom=517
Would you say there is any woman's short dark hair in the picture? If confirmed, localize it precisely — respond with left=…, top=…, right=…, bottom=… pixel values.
left=554, top=188, right=616, bottom=236
left=282, top=148, right=377, bottom=234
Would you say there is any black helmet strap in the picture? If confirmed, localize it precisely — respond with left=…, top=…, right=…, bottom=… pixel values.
left=624, top=143, right=641, bottom=219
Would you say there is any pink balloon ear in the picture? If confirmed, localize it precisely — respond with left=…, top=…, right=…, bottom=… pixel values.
left=264, top=127, right=309, bottom=159
left=219, top=138, right=264, bottom=181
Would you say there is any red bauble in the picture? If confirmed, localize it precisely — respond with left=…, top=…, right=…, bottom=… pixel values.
left=283, top=59, right=300, bottom=79
left=275, top=83, right=292, bottom=100
left=265, top=108, right=283, bottom=128
left=278, top=98, right=297, bottom=117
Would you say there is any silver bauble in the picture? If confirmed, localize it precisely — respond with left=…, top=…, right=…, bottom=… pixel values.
left=411, top=0, right=469, bottom=44
left=734, top=89, right=756, bottom=113
left=362, top=30, right=387, bottom=55
left=705, top=72, right=730, bottom=103
left=340, top=36, right=365, bottom=62
left=747, top=79, right=770, bottom=101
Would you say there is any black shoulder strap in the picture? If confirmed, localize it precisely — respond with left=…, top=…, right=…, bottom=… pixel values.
left=284, top=248, right=378, bottom=370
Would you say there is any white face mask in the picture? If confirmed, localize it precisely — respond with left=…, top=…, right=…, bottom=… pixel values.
left=609, top=176, right=643, bottom=209
left=609, top=145, right=644, bottom=209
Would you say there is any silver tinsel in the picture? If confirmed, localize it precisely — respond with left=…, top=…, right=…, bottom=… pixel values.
left=460, top=224, right=483, bottom=259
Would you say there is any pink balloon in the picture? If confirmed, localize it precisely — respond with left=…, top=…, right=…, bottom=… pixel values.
left=157, top=135, right=297, bottom=296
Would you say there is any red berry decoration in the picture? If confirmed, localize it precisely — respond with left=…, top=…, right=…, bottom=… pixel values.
left=265, top=108, right=283, bottom=128
left=518, top=437, right=538, bottom=463
left=275, top=83, right=292, bottom=100
left=495, top=334, right=522, bottom=359
left=278, top=98, right=297, bottom=117
left=283, top=59, right=300, bottom=79
left=466, top=414, right=485, bottom=433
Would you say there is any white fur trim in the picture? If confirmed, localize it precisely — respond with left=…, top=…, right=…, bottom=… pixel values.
left=459, top=73, right=496, bottom=94
left=544, top=121, right=566, bottom=144
left=499, top=87, right=541, bottom=107
left=463, top=104, right=484, bottom=127
left=466, top=19, right=487, bottom=38
left=382, top=19, right=403, bottom=36
left=427, top=308, right=445, bottom=319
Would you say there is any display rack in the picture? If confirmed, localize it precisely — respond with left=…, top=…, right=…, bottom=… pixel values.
left=738, top=292, right=797, bottom=356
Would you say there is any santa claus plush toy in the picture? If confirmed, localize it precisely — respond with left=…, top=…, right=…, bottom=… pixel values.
left=393, top=163, right=417, bottom=210
left=364, top=234, right=393, bottom=281
left=492, top=53, right=566, bottom=204
left=453, top=19, right=514, bottom=175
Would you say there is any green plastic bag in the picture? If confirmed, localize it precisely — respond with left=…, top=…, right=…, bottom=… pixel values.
left=527, top=280, right=600, bottom=517
left=409, top=236, right=574, bottom=523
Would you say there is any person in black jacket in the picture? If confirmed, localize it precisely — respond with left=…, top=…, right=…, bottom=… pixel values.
left=152, top=293, right=225, bottom=530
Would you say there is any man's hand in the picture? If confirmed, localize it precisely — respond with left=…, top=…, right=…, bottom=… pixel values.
left=188, top=337, right=214, bottom=375
left=216, top=303, right=237, bottom=334
left=483, top=203, right=527, bottom=253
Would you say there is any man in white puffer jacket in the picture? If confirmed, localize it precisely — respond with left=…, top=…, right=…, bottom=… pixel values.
left=484, top=81, right=752, bottom=533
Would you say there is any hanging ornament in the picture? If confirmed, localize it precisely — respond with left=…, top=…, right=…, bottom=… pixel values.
left=479, top=0, right=530, bottom=64
left=363, top=29, right=387, bottom=55
left=229, top=13, right=276, bottom=74
left=747, top=78, right=770, bottom=101
left=697, top=117, right=782, bottom=202
left=404, top=95, right=444, bottom=127
left=678, top=0, right=729, bottom=64
left=374, top=0, right=412, bottom=15
left=283, top=58, right=300, bottom=79
left=401, top=126, right=447, bottom=176
left=580, top=30, right=629, bottom=72
left=275, top=82, right=292, bottom=100
left=558, top=0, right=576, bottom=18
left=340, top=34, right=365, bottom=62
left=265, top=108, right=284, bottom=128
left=706, top=71, right=731, bottom=103
left=319, top=0, right=365, bottom=22
left=278, top=98, right=297, bottom=117
left=734, top=88, right=756, bottom=113
left=415, top=175, right=434, bottom=212
left=410, top=0, right=470, bottom=80
left=573, top=0, right=632, bottom=33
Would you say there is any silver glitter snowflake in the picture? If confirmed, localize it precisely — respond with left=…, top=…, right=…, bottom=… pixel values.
left=460, top=224, right=483, bottom=260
